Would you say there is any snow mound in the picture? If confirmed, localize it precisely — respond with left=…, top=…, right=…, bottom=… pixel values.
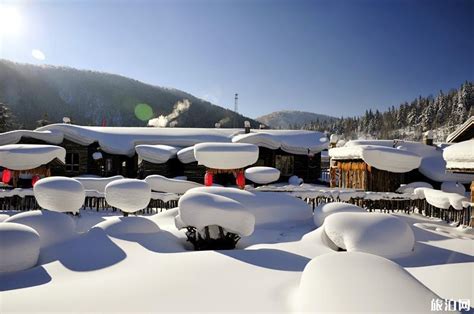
left=94, top=217, right=160, bottom=237
left=297, top=252, right=440, bottom=312
left=423, top=188, right=467, bottom=210
left=0, top=144, right=66, bottom=170
left=5, top=210, right=76, bottom=249
left=194, top=142, right=259, bottom=169
left=329, top=145, right=421, bottom=173
left=135, top=144, right=178, bottom=164
left=396, top=181, right=433, bottom=194
left=441, top=181, right=466, bottom=195
left=34, top=177, right=85, bottom=213
left=73, top=175, right=123, bottom=193
left=105, top=179, right=151, bottom=213
left=0, top=214, right=10, bottom=222
left=0, top=223, right=40, bottom=273
left=188, top=187, right=312, bottom=226
left=145, top=175, right=202, bottom=194
left=313, top=202, right=366, bottom=227
left=323, top=212, right=415, bottom=258
left=288, top=175, right=303, bottom=185
left=177, top=146, right=196, bottom=163
left=0, top=129, right=63, bottom=146
left=244, top=167, right=280, bottom=184
left=443, top=139, right=474, bottom=170
left=177, top=191, right=255, bottom=237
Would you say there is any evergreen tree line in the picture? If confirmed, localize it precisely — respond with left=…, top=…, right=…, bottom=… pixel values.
left=303, top=81, right=473, bottom=141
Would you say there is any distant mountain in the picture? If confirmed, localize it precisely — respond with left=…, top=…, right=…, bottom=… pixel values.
left=257, top=110, right=336, bottom=129
left=0, top=59, right=260, bottom=129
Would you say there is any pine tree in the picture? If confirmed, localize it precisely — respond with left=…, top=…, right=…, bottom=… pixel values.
left=0, top=103, right=16, bottom=132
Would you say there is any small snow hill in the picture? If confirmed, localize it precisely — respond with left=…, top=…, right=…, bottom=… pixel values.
left=257, top=110, right=336, bottom=129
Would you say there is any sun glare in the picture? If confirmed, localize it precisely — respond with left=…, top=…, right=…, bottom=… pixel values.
left=0, top=5, right=22, bottom=36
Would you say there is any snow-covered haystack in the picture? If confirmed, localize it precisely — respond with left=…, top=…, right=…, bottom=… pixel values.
left=0, top=144, right=66, bottom=170
left=188, top=187, right=312, bottom=226
left=144, top=175, right=202, bottom=194
left=244, top=166, right=280, bottom=184
left=34, top=177, right=85, bottom=214
left=0, top=223, right=40, bottom=273
left=194, top=142, right=259, bottom=169
left=288, top=175, right=303, bottom=185
left=105, top=179, right=151, bottom=215
left=176, top=191, right=255, bottom=250
left=329, top=145, right=421, bottom=173
left=313, top=202, right=366, bottom=227
left=323, top=212, right=415, bottom=258
left=296, top=252, right=439, bottom=312
left=94, top=217, right=161, bottom=237
left=135, top=144, right=178, bottom=164
left=440, top=181, right=466, bottom=195
left=422, top=188, right=467, bottom=210
left=4, top=210, right=76, bottom=249
left=73, top=175, right=123, bottom=193
left=443, top=139, right=474, bottom=171
left=396, top=181, right=433, bottom=194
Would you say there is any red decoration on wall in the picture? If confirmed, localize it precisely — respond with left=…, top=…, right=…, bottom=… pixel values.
left=204, top=171, right=213, bottom=186
left=236, top=172, right=245, bottom=189
left=2, top=169, right=11, bottom=184
left=31, top=175, right=41, bottom=186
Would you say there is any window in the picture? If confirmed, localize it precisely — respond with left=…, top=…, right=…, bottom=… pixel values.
left=275, top=155, right=294, bottom=176
left=65, top=153, right=80, bottom=172
left=105, top=159, right=113, bottom=172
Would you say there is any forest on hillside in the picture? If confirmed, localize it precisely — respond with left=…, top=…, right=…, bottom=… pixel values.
left=303, top=82, right=473, bottom=141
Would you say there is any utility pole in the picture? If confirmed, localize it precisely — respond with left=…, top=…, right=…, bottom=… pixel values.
left=234, top=93, right=238, bottom=128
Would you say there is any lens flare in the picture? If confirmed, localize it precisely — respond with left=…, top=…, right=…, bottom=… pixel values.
left=32, top=49, right=46, bottom=61
left=134, top=103, right=154, bottom=121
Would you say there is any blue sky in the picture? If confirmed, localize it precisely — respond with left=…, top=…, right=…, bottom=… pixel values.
left=1, top=0, right=473, bottom=118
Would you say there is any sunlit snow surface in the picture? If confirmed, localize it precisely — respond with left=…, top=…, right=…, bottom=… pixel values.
left=0, top=198, right=472, bottom=312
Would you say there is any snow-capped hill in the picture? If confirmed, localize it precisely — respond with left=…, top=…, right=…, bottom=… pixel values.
left=0, top=59, right=260, bottom=129
left=257, top=110, right=336, bottom=129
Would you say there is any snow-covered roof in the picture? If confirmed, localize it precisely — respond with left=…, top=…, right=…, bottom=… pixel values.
left=0, top=124, right=329, bottom=157
left=328, top=145, right=421, bottom=173
left=446, top=116, right=474, bottom=143
left=443, top=140, right=474, bottom=172
left=135, top=145, right=178, bottom=164
left=338, top=139, right=474, bottom=183
left=0, top=144, right=66, bottom=170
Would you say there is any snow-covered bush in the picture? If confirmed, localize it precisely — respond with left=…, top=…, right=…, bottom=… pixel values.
left=313, top=202, right=366, bottom=227
left=144, top=175, right=202, bottom=194
left=34, top=177, right=85, bottom=214
left=244, top=166, right=280, bottom=185
left=396, top=181, right=433, bottom=194
left=105, top=179, right=151, bottom=215
left=297, top=252, right=439, bottom=312
left=176, top=191, right=255, bottom=250
left=187, top=187, right=312, bottom=227
left=323, top=212, right=415, bottom=258
left=5, top=210, right=76, bottom=249
left=441, top=181, right=466, bottom=195
left=0, top=222, right=40, bottom=273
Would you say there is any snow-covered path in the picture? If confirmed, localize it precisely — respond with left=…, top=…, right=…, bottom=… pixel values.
left=0, top=208, right=472, bottom=312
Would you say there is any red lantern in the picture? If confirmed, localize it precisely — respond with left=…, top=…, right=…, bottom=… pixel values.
left=2, top=169, right=11, bottom=184
left=32, top=175, right=41, bottom=186
left=236, top=172, right=245, bottom=189
left=204, top=171, right=213, bottom=186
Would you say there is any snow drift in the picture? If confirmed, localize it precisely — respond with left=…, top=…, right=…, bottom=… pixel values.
left=323, top=212, right=415, bottom=258
left=313, top=202, right=366, bottom=227
left=297, top=252, right=440, bottom=312
left=0, top=223, right=40, bottom=273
